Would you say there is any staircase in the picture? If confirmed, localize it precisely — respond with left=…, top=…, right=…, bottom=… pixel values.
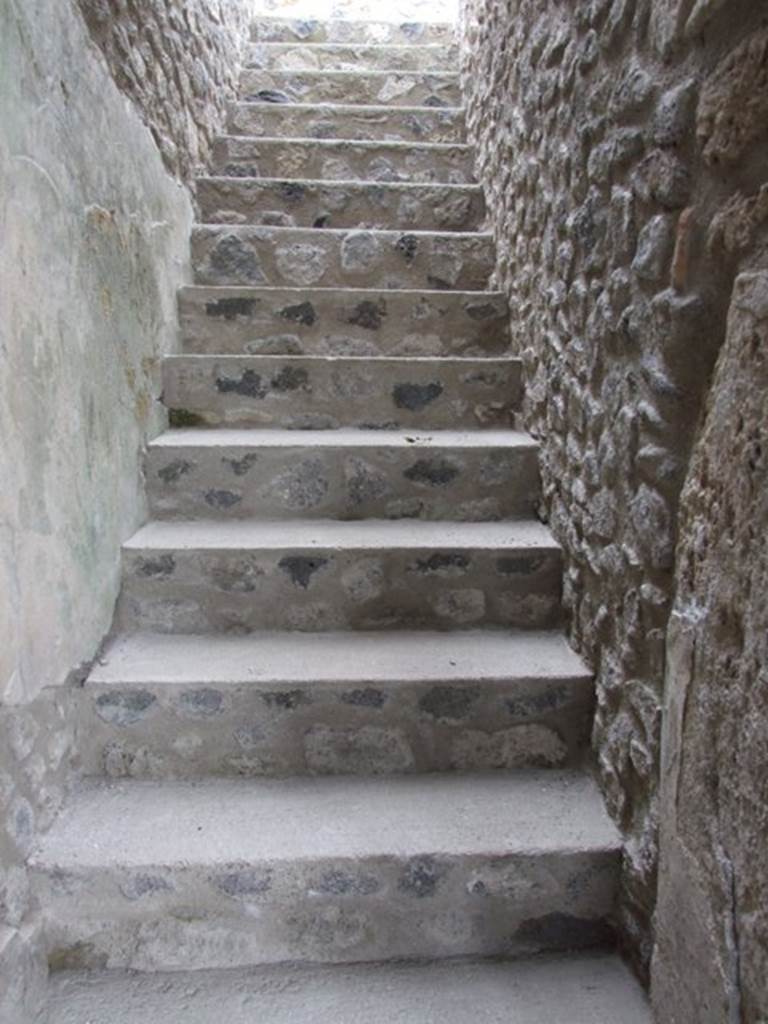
left=35, top=16, right=649, bottom=1021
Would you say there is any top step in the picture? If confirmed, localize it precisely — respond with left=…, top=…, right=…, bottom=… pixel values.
left=250, top=17, right=456, bottom=46
left=246, top=42, right=458, bottom=73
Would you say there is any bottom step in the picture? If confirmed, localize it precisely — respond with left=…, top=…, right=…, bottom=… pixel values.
left=31, top=772, right=620, bottom=970
left=46, top=953, right=650, bottom=1023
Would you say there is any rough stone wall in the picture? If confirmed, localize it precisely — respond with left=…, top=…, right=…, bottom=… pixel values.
left=651, top=272, right=768, bottom=1022
left=75, top=0, right=251, bottom=181
left=459, top=0, right=768, bottom=976
left=0, top=692, right=76, bottom=1022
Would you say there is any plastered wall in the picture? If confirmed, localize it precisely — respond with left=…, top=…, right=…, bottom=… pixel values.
left=0, top=0, right=247, bottom=1016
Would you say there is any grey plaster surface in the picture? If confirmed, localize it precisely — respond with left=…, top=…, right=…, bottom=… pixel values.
left=33, top=771, right=620, bottom=866
left=89, top=628, right=590, bottom=686
left=46, top=953, right=651, bottom=1023
left=123, top=516, right=558, bottom=551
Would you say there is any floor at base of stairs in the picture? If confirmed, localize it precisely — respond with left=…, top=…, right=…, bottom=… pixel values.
left=45, top=952, right=650, bottom=1023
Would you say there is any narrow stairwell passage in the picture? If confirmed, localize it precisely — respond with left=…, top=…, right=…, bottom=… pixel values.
left=35, top=15, right=649, bottom=1021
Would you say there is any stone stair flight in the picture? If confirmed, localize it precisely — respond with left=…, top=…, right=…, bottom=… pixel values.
left=34, top=14, right=650, bottom=1022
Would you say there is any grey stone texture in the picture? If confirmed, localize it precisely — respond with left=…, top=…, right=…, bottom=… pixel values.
left=241, top=68, right=461, bottom=106
left=249, top=17, right=456, bottom=44
left=75, top=0, right=251, bottom=181
left=229, top=101, right=467, bottom=142
left=178, top=285, right=511, bottom=357
left=196, top=177, right=485, bottom=231
left=162, top=355, right=518, bottom=428
left=190, top=226, right=494, bottom=289
left=76, top=631, right=592, bottom=778
left=6, top=6, right=654, bottom=1017
left=117, top=519, right=563, bottom=633
left=213, top=136, right=475, bottom=184
left=31, top=772, right=620, bottom=969
left=44, top=953, right=650, bottom=1024
left=146, top=428, right=539, bottom=521
left=246, top=41, right=459, bottom=72
left=459, top=0, right=768, bottom=981
left=0, top=691, right=76, bottom=1023
left=651, top=273, right=768, bottom=1023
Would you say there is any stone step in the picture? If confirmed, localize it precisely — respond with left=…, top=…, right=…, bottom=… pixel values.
left=196, top=177, right=485, bottom=233
left=212, top=136, right=475, bottom=185
left=228, top=102, right=466, bottom=144
left=146, top=428, right=538, bottom=521
left=240, top=69, right=461, bottom=108
left=246, top=42, right=457, bottom=73
left=46, top=953, right=651, bottom=1024
left=162, top=355, right=518, bottom=430
left=117, top=519, right=563, bottom=633
left=250, top=18, right=456, bottom=46
left=31, top=771, right=619, bottom=970
left=178, top=285, right=510, bottom=358
left=190, top=226, right=493, bottom=290
left=77, top=630, right=593, bottom=779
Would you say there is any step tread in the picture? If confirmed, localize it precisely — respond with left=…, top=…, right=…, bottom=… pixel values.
left=216, top=133, right=472, bottom=152
left=233, top=100, right=464, bottom=114
left=148, top=427, right=532, bottom=450
left=33, top=770, right=619, bottom=868
left=243, top=67, right=460, bottom=79
left=88, top=629, right=590, bottom=686
left=124, top=518, right=558, bottom=551
left=197, top=174, right=480, bottom=191
left=192, top=224, right=491, bottom=240
left=45, top=953, right=650, bottom=1024
left=179, top=284, right=505, bottom=298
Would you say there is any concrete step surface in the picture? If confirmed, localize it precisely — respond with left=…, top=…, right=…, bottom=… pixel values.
left=249, top=17, right=456, bottom=46
left=45, top=954, right=651, bottom=1024
left=240, top=68, right=461, bottom=107
left=195, top=176, right=485, bottom=232
left=177, top=285, right=511, bottom=358
left=77, top=629, right=591, bottom=777
left=31, top=771, right=620, bottom=969
left=161, top=354, right=518, bottom=430
left=245, top=41, right=458, bottom=72
left=212, top=135, right=475, bottom=184
left=117, top=518, right=563, bottom=633
left=228, top=102, right=466, bottom=143
left=145, top=428, right=538, bottom=521
left=190, top=225, right=493, bottom=290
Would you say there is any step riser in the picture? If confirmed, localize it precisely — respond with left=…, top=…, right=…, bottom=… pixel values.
left=196, top=179, right=484, bottom=233
left=178, top=287, right=511, bottom=358
left=246, top=43, right=458, bottom=73
left=76, top=674, right=593, bottom=778
left=35, top=849, right=618, bottom=970
left=146, top=442, right=538, bottom=521
left=250, top=19, right=456, bottom=45
left=213, top=137, right=474, bottom=186
left=229, top=104, right=466, bottom=144
left=240, top=70, right=461, bottom=108
left=162, top=356, right=518, bottom=430
left=190, top=227, right=493, bottom=291
left=118, top=546, right=563, bottom=633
